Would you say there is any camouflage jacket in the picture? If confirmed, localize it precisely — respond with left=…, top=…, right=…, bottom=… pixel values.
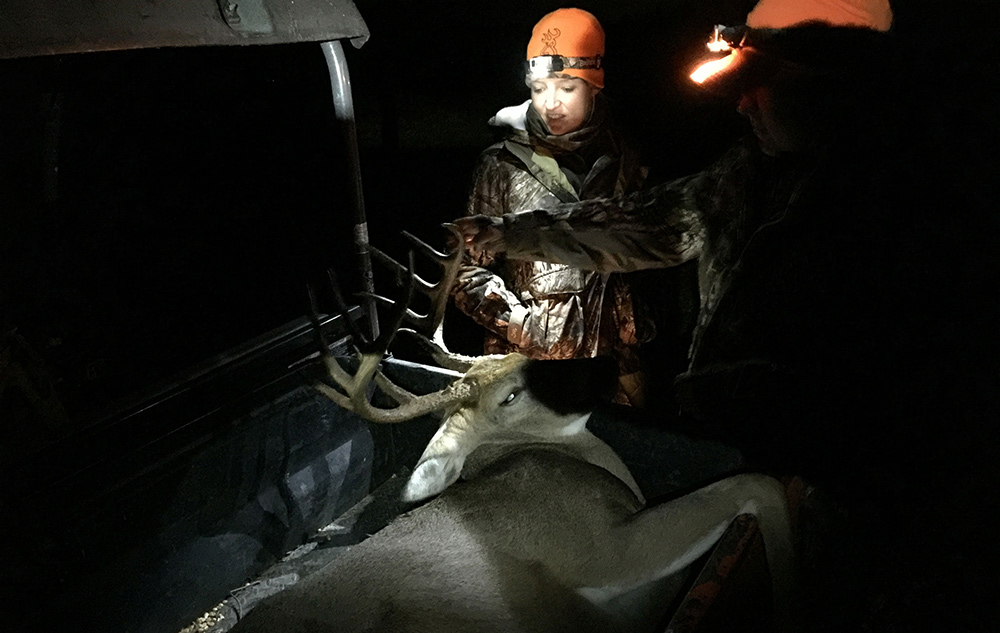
left=451, top=108, right=651, bottom=398
left=496, top=137, right=814, bottom=366
left=496, top=135, right=929, bottom=475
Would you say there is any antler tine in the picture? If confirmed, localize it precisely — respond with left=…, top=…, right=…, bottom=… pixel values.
left=308, top=289, right=437, bottom=411
left=367, top=226, right=463, bottom=337
left=361, top=225, right=471, bottom=372
left=394, top=224, right=477, bottom=371
left=323, top=268, right=371, bottom=349
left=326, top=261, right=415, bottom=355
left=370, top=249, right=418, bottom=352
left=315, top=264, right=412, bottom=402
left=370, top=245, right=436, bottom=294
left=307, top=281, right=331, bottom=350
left=366, top=291, right=432, bottom=336
left=307, top=279, right=370, bottom=414
left=369, top=245, right=443, bottom=331
left=401, top=225, right=464, bottom=336
left=311, top=258, right=476, bottom=424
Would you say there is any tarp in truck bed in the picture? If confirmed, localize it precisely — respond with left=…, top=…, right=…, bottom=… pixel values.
left=0, top=0, right=369, bottom=59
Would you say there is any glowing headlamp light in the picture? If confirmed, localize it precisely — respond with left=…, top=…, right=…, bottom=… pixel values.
left=525, top=55, right=603, bottom=80
left=690, top=24, right=750, bottom=85
left=708, top=24, right=749, bottom=52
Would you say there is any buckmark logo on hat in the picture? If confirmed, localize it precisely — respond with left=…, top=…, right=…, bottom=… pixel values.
left=539, top=28, right=560, bottom=56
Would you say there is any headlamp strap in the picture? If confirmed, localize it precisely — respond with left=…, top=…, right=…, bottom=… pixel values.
left=710, top=24, right=751, bottom=50
left=710, top=24, right=781, bottom=52
left=526, top=55, right=603, bottom=76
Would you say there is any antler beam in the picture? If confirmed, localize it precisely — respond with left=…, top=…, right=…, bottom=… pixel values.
left=310, top=240, right=477, bottom=423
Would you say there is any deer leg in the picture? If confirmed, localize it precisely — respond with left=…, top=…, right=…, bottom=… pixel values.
left=580, top=474, right=797, bottom=630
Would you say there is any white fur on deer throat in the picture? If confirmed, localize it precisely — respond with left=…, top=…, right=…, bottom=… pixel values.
left=555, top=413, right=590, bottom=436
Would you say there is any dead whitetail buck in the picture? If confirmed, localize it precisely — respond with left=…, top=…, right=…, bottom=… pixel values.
left=232, top=227, right=796, bottom=633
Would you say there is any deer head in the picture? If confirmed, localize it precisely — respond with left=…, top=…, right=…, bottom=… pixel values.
left=399, top=353, right=618, bottom=502
left=310, top=228, right=620, bottom=503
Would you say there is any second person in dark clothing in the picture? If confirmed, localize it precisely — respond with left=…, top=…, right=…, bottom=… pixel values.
left=454, top=0, right=999, bottom=630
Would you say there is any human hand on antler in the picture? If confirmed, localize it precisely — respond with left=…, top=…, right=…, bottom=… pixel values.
left=451, top=215, right=506, bottom=257
left=363, top=226, right=479, bottom=372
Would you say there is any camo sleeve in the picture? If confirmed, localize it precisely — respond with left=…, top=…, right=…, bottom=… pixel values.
left=451, top=148, right=593, bottom=355
left=452, top=152, right=595, bottom=355
left=498, top=141, right=758, bottom=273
left=499, top=173, right=705, bottom=273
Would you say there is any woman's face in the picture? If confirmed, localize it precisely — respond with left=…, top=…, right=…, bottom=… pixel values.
left=529, top=76, right=599, bottom=136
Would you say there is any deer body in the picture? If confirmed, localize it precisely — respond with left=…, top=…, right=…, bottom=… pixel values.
left=232, top=353, right=795, bottom=633
left=237, top=447, right=636, bottom=633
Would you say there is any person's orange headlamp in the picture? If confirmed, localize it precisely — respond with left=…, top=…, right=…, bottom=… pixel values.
left=690, top=25, right=748, bottom=86
left=688, top=25, right=784, bottom=96
left=526, top=55, right=603, bottom=81
left=690, top=0, right=894, bottom=94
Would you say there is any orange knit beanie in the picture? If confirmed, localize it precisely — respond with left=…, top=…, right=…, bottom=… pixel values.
left=746, top=0, right=892, bottom=31
left=526, top=8, right=605, bottom=89
left=691, top=0, right=893, bottom=90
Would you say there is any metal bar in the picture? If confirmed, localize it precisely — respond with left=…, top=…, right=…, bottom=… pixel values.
left=321, top=39, right=379, bottom=340
left=0, top=0, right=370, bottom=59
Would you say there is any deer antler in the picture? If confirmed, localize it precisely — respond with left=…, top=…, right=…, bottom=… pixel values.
left=310, top=250, right=477, bottom=424
left=369, top=224, right=478, bottom=372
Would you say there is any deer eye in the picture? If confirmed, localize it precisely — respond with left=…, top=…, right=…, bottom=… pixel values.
left=500, top=389, right=521, bottom=406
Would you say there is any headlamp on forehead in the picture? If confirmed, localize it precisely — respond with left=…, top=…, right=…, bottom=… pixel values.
left=690, top=24, right=752, bottom=85
left=526, top=55, right=603, bottom=80
left=708, top=24, right=750, bottom=52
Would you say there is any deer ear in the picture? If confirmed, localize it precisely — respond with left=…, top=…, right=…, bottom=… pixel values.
left=402, top=413, right=476, bottom=503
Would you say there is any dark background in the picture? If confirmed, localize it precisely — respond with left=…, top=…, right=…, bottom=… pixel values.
left=0, top=2, right=998, bottom=632
left=1, top=0, right=997, bottom=468
left=0, top=0, right=749, bottom=427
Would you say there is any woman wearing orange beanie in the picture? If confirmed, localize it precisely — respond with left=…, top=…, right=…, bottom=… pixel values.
left=450, top=8, right=661, bottom=406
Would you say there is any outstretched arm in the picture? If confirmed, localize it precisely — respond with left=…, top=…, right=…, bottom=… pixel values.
left=456, top=173, right=706, bottom=273
left=454, top=138, right=770, bottom=273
